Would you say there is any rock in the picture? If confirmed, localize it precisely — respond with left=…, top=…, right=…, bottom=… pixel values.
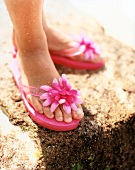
left=0, top=111, right=40, bottom=170
left=0, top=0, right=135, bottom=170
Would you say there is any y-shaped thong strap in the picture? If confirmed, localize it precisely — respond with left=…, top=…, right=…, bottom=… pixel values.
left=18, top=77, right=44, bottom=97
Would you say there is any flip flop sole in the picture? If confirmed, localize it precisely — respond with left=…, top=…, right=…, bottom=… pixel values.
left=51, top=55, right=105, bottom=70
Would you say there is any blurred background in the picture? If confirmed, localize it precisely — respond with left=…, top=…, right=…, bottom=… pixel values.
left=45, top=0, right=135, bottom=49
left=69, top=0, right=135, bottom=49
left=0, top=0, right=135, bottom=49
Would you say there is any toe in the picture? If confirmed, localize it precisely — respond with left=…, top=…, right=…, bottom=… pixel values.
left=60, top=106, right=72, bottom=123
left=42, top=106, right=54, bottom=118
left=27, top=94, right=43, bottom=114
left=72, top=105, right=84, bottom=120
left=92, top=54, right=104, bottom=63
left=55, top=107, right=63, bottom=122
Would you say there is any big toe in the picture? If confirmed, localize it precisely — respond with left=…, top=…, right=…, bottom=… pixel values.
left=42, top=106, right=54, bottom=118
left=27, top=94, right=43, bottom=114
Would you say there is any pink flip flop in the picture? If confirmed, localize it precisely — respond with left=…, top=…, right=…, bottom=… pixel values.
left=50, top=35, right=105, bottom=70
left=10, top=58, right=83, bottom=131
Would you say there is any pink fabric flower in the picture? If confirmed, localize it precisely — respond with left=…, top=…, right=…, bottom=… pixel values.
left=78, top=36, right=101, bottom=61
left=40, top=74, right=83, bottom=114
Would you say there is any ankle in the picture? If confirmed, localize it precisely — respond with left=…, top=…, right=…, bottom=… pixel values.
left=15, top=30, right=48, bottom=52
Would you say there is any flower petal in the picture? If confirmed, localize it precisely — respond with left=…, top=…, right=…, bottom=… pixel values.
left=40, top=93, right=50, bottom=100
left=74, top=98, right=83, bottom=105
left=50, top=101, right=59, bottom=113
left=89, top=51, right=94, bottom=61
left=79, top=44, right=86, bottom=53
left=68, top=89, right=79, bottom=96
left=43, top=98, right=53, bottom=106
left=53, top=78, right=58, bottom=84
left=71, top=103, right=77, bottom=111
left=66, top=96, right=75, bottom=103
left=84, top=51, right=90, bottom=60
left=50, top=89, right=59, bottom=96
left=40, top=85, right=52, bottom=91
left=63, top=103, right=71, bottom=114
left=59, top=99, right=66, bottom=104
left=61, top=74, right=68, bottom=87
left=55, top=95, right=60, bottom=101
left=52, top=83, right=62, bottom=91
left=90, top=43, right=96, bottom=49
left=69, top=44, right=85, bottom=56
left=66, top=83, right=72, bottom=90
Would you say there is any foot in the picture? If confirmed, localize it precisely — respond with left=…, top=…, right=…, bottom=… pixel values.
left=17, top=48, right=84, bottom=123
left=44, top=26, right=103, bottom=63
left=44, top=26, right=73, bottom=51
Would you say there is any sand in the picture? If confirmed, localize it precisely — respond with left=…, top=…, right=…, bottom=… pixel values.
left=0, top=1, right=135, bottom=170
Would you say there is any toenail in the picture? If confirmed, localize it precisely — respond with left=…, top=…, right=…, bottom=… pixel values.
left=58, top=116, right=63, bottom=121
left=77, top=108, right=82, bottom=114
left=48, top=114, right=54, bottom=118
left=39, top=110, right=43, bottom=114
left=66, top=117, right=72, bottom=122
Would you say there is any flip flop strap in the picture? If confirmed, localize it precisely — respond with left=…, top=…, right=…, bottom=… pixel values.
left=18, top=77, right=43, bottom=97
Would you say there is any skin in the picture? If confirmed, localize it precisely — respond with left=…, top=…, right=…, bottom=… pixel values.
left=4, top=0, right=84, bottom=123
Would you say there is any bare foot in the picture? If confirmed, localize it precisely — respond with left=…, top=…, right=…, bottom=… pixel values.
left=16, top=46, right=84, bottom=123
left=44, top=26, right=103, bottom=63
left=44, top=26, right=73, bottom=51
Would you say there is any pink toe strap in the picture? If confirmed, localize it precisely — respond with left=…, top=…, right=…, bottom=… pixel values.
left=18, top=74, right=83, bottom=115
left=12, top=46, right=17, bottom=58
left=18, top=78, right=44, bottom=97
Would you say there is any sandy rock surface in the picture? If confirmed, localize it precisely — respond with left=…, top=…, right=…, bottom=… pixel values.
left=0, top=1, right=135, bottom=170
